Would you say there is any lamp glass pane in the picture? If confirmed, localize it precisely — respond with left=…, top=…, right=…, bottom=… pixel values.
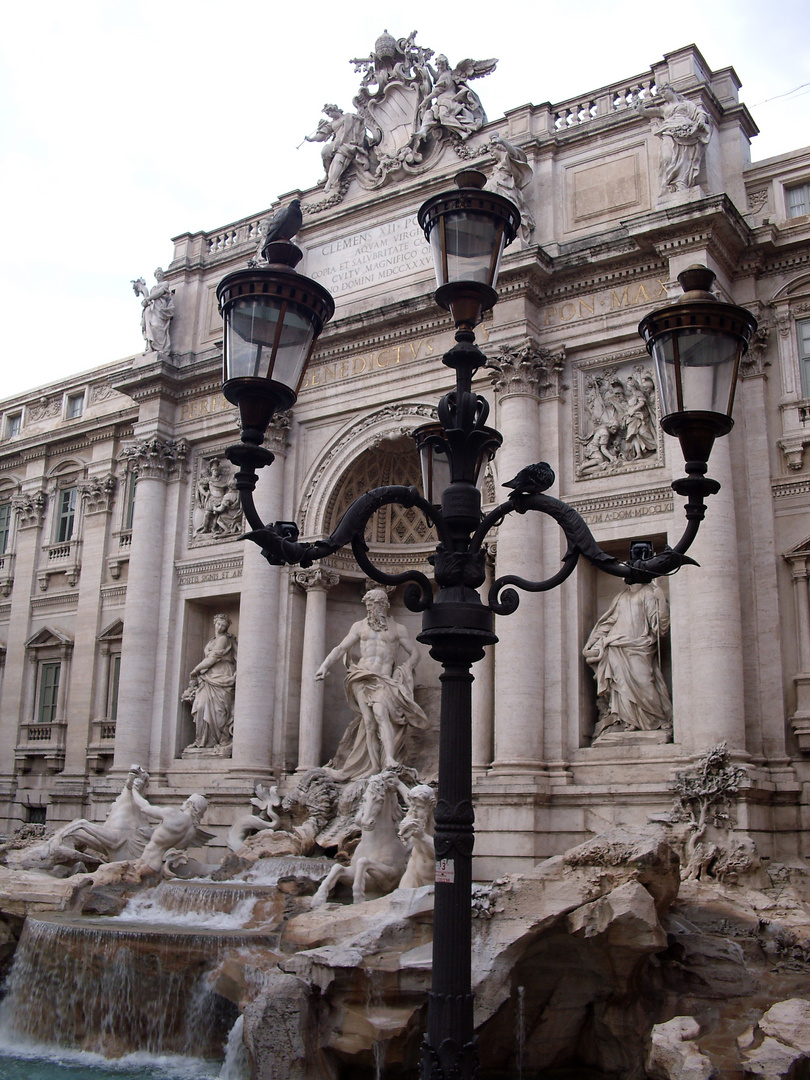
left=273, top=305, right=318, bottom=392
left=430, top=212, right=504, bottom=286
left=226, top=296, right=317, bottom=392
left=418, top=442, right=452, bottom=505
left=651, top=328, right=739, bottom=417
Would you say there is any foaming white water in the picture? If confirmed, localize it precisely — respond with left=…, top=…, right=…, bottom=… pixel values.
left=217, top=1016, right=249, bottom=1080
left=238, top=855, right=334, bottom=884
left=119, top=893, right=258, bottom=931
left=0, top=1037, right=220, bottom=1078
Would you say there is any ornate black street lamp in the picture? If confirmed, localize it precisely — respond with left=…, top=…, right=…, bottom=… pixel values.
left=217, top=171, right=756, bottom=1080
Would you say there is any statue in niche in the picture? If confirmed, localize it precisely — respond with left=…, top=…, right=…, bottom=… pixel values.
left=182, top=614, right=237, bottom=756
left=315, top=588, right=430, bottom=778
left=583, top=561, right=672, bottom=743
left=305, top=104, right=373, bottom=193
left=131, top=268, right=174, bottom=357
left=194, top=459, right=242, bottom=537
left=486, top=134, right=535, bottom=241
left=577, top=365, right=658, bottom=476
left=409, top=54, right=495, bottom=152
left=636, top=83, right=712, bottom=195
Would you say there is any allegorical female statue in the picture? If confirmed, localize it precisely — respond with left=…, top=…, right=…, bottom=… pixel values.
left=132, top=268, right=174, bottom=357
left=583, top=580, right=672, bottom=742
left=636, top=83, right=712, bottom=195
left=182, top=614, right=237, bottom=754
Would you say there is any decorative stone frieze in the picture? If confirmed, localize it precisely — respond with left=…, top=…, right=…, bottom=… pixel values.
left=119, top=437, right=188, bottom=481
left=11, top=490, right=47, bottom=529
left=487, top=339, right=566, bottom=400
left=747, top=188, right=769, bottom=213
left=27, top=396, right=61, bottom=423
left=566, top=485, right=673, bottom=524
left=78, top=475, right=116, bottom=514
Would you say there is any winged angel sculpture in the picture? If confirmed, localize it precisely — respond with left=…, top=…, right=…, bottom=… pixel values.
left=303, top=31, right=497, bottom=195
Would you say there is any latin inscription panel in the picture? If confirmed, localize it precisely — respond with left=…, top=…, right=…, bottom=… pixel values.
left=304, top=215, right=433, bottom=298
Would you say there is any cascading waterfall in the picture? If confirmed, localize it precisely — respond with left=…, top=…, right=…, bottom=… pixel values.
left=0, top=915, right=239, bottom=1060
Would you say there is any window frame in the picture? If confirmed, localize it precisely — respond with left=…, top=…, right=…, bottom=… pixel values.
left=799, top=317, right=810, bottom=399
left=787, top=181, right=810, bottom=219
left=65, top=392, right=85, bottom=420
left=36, top=661, right=61, bottom=724
left=54, top=487, right=78, bottom=544
left=5, top=413, right=21, bottom=439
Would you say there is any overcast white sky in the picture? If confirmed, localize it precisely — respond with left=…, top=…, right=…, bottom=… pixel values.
left=1, top=0, right=808, bottom=400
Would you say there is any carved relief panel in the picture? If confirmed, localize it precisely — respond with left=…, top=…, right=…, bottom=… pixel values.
left=573, top=354, right=664, bottom=480
left=189, top=451, right=243, bottom=545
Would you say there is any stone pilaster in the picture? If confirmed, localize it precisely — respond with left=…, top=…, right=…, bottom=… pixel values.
left=0, top=490, right=47, bottom=807
left=60, top=473, right=117, bottom=780
left=293, top=566, right=340, bottom=771
left=786, top=551, right=810, bottom=753
left=113, top=437, right=187, bottom=772
left=230, top=414, right=291, bottom=778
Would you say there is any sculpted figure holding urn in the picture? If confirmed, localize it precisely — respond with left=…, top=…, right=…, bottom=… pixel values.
left=315, top=589, right=429, bottom=778
left=583, top=563, right=672, bottom=742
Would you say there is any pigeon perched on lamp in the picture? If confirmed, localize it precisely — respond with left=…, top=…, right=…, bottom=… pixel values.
left=503, top=462, right=555, bottom=495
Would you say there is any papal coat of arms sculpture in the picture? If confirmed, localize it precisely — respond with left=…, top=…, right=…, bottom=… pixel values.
left=302, top=30, right=497, bottom=201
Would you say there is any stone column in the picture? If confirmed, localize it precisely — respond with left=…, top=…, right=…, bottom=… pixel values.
left=472, top=546, right=495, bottom=772
left=669, top=436, right=746, bottom=756
left=486, top=343, right=557, bottom=774
left=61, top=474, right=117, bottom=778
left=293, top=567, right=340, bottom=771
left=112, top=437, right=188, bottom=772
left=230, top=414, right=290, bottom=777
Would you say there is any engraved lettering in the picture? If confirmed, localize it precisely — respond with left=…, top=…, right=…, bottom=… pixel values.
left=579, top=298, right=595, bottom=317
left=560, top=302, right=577, bottom=321
left=610, top=288, right=630, bottom=309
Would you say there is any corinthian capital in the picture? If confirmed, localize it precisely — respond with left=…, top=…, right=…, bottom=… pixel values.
left=292, top=567, right=340, bottom=593
left=120, top=437, right=189, bottom=480
left=11, top=490, right=47, bottom=529
left=487, top=338, right=566, bottom=399
left=266, top=411, right=292, bottom=455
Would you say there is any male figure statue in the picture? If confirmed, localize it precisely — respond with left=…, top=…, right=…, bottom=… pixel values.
left=315, top=589, right=429, bottom=777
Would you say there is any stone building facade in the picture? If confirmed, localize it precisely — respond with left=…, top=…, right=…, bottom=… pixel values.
left=1, top=42, right=809, bottom=875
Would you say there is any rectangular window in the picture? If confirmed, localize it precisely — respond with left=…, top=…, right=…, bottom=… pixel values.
left=108, top=654, right=121, bottom=724
left=55, top=488, right=77, bottom=543
left=800, top=319, right=810, bottom=398
left=26, top=806, right=47, bottom=825
left=6, top=414, right=21, bottom=439
left=37, top=662, right=61, bottom=724
left=66, top=393, right=84, bottom=420
left=788, top=183, right=810, bottom=219
left=123, top=475, right=137, bottom=531
left=0, top=502, right=10, bottom=555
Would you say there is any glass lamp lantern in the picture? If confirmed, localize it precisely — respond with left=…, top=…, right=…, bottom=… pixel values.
left=418, top=170, right=520, bottom=329
left=638, top=265, right=757, bottom=465
left=414, top=421, right=501, bottom=505
left=217, top=243, right=335, bottom=445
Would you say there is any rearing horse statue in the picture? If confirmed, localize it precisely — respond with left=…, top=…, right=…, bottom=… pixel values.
left=311, top=769, right=409, bottom=907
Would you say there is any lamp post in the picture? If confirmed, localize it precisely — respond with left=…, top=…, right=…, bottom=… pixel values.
left=217, top=172, right=756, bottom=1080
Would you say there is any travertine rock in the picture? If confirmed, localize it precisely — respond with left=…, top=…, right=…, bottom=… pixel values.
left=741, top=1036, right=807, bottom=1078
left=647, top=1016, right=716, bottom=1079
left=758, top=997, right=810, bottom=1053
